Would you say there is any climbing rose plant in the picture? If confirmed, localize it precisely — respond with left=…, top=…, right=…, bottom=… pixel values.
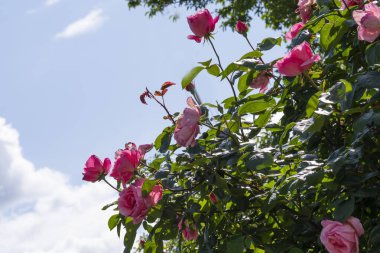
left=83, top=0, right=380, bottom=252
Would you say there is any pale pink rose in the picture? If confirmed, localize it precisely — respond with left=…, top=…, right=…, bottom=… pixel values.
left=285, top=22, right=305, bottom=41
left=174, top=97, right=201, bottom=147
left=320, top=216, right=364, bottom=253
left=250, top=71, right=271, bottom=93
left=110, top=143, right=152, bottom=186
left=297, top=0, right=317, bottom=23
left=118, top=178, right=162, bottom=224
left=178, top=219, right=198, bottom=241
left=353, top=3, right=380, bottom=42
left=187, top=9, right=219, bottom=43
left=274, top=41, right=320, bottom=77
left=82, top=155, right=111, bottom=182
left=340, top=0, right=363, bottom=9
left=236, top=20, right=248, bottom=34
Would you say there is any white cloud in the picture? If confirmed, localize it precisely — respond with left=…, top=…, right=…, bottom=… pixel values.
left=45, top=0, right=61, bottom=6
left=55, top=9, right=105, bottom=39
left=0, top=117, right=124, bottom=253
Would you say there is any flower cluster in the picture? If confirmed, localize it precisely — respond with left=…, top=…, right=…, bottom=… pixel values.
left=82, top=142, right=162, bottom=224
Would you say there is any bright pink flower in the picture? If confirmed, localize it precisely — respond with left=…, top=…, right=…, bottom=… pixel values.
left=178, top=219, right=198, bottom=241
left=297, top=0, right=316, bottom=23
left=250, top=71, right=271, bottom=93
left=274, top=41, right=320, bottom=77
left=285, top=22, right=305, bottom=41
left=187, top=9, right=219, bottom=43
left=118, top=178, right=162, bottom=224
left=110, top=143, right=152, bottom=186
left=340, top=0, right=363, bottom=9
left=174, top=97, right=201, bottom=147
left=82, top=155, right=111, bottom=182
left=236, top=20, right=248, bottom=34
left=320, top=217, right=364, bottom=253
left=353, top=3, right=380, bottom=42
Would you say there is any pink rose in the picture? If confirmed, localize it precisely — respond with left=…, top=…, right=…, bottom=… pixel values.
left=236, top=21, right=248, bottom=34
left=250, top=70, right=271, bottom=93
left=297, top=0, right=317, bottom=23
left=110, top=143, right=152, bottom=186
left=320, top=216, right=364, bottom=253
left=118, top=178, right=162, bottom=224
left=341, top=0, right=363, bottom=9
left=274, top=41, right=320, bottom=77
left=174, top=97, right=201, bottom=147
left=82, top=155, right=111, bottom=182
left=285, top=22, right=305, bottom=41
left=187, top=9, right=219, bottom=43
left=353, top=3, right=380, bottom=43
left=178, top=219, right=198, bottom=241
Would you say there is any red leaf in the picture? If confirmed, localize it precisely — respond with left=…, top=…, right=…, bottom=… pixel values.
left=140, top=91, right=149, bottom=105
left=161, top=81, right=175, bottom=90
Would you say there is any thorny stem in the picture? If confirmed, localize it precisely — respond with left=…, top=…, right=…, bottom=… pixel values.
left=147, top=89, right=176, bottom=125
left=341, top=0, right=352, bottom=14
left=162, top=181, right=202, bottom=193
left=139, top=161, right=157, bottom=171
left=303, top=72, right=321, bottom=90
left=206, top=38, right=247, bottom=141
left=102, top=177, right=121, bottom=192
left=244, top=35, right=264, bottom=63
left=207, top=38, right=239, bottom=102
left=201, top=122, right=241, bottom=144
left=244, top=35, right=282, bottom=86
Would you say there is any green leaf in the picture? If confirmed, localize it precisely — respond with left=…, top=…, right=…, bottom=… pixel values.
left=288, top=247, right=304, bottom=253
left=238, top=99, right=275, bottom=115
left=207, top=64, right=220, bottom=76
left=181, top=66, right=205, bottom=88
left=102, top=201, right=117, bottom=210
left=238, top=72, right=253, bottom=93
left=124, top=217, right=140, bottom=253
left=221, top=62, right=239, bottom=79
left=258, top=37, right=281, bottom=51
left=154, top=126, right=173, bottom=153
left=108, top=214, right=120, bottom=231
left=240, top=50, right=263, bottom=59
left=234, top=58, right=259, bottom=69
left=246, top=152, right=274, bottom=170
left=320, top=15, right=348, bottom=51
left=357, top=71, right=380, bottom=89
left=279, top=122, right=296, bottom=147
left=334, top=197, right=355, bottom=222
left=306, top=91, right=322, bottom=117
left=226, top=235, right=245, bottom=253
left=142, top=179, right=157, bottom=197
left=198, top=58, right=212, bottom=67
left=255, top=109, right=271, bottom=128
left=366, top=41, right=380, bottom=66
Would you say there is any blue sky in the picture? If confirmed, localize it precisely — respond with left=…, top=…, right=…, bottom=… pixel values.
left=0, top=0, right=285, bottom=252
left=1, top=0, right=284, bottom=184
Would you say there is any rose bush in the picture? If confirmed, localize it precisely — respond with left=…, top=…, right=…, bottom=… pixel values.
left=83, top=1, right=380, bottom=252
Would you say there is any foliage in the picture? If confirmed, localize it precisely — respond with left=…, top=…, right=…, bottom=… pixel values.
left=86, top=1, right=380, bottom=252
left=125, top=0, right=298, bottom=30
